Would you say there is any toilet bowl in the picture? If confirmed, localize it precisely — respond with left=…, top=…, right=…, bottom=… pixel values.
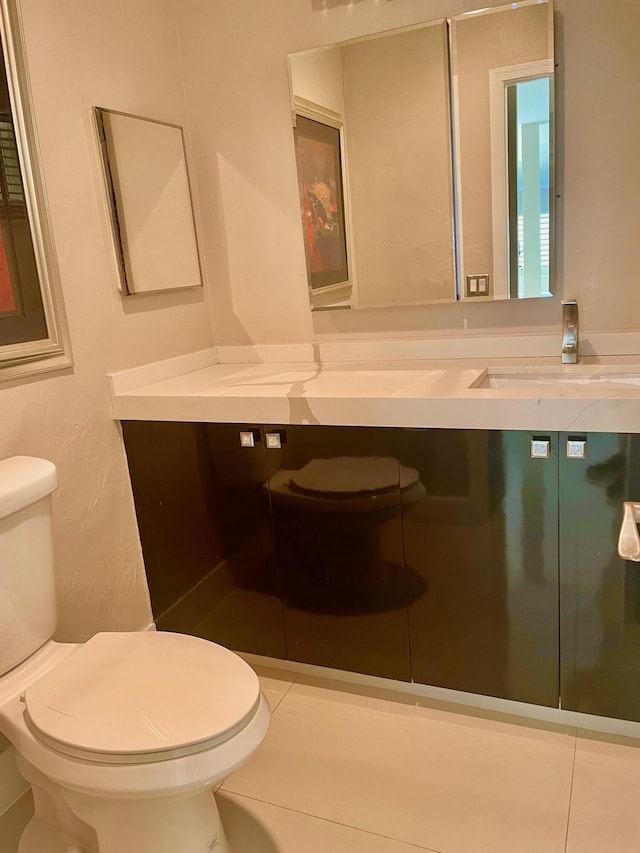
left=0, top=456, right=270, bottom=853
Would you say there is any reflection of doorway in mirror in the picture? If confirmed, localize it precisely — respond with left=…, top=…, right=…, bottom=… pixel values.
left=488, top=59, right=554, bottom=300
left=510, top=77, right=552, bottom=298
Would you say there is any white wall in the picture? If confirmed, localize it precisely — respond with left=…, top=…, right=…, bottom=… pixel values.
left=175, top=0, right=640, bottom=343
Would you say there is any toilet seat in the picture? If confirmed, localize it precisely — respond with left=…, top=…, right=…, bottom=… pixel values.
left=270, top=457, right=425, bottom=512
left=23, top=632, right=260, bottom=765
left=289, top=456, right=402, bottom=497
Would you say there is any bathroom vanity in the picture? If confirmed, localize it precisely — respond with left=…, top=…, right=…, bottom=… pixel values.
left=111, top=352, right=640, bottom=729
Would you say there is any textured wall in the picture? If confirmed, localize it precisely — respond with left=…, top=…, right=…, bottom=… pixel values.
left=0, top=0, right=215, bottom=833
left=175, top=0, right=640, bottom=342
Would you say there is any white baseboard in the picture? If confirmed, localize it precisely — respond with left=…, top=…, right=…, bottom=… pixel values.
left=239, top=652, right=640, bottom=740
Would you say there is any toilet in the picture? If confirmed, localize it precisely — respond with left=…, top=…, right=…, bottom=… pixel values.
left=0, top=456, right=270, bottom=853
left=267, top=456, right=427, bottom=612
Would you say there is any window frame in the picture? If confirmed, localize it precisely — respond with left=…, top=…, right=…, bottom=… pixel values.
left=0, top=0, right=71, bottom=383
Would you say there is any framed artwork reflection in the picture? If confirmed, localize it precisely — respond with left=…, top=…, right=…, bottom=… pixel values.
left=0, top=234, right=17, bottom=315
left=293, top=114, right=349, bottom=295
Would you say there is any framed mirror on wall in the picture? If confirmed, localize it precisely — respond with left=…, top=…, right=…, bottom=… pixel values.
left=0, top=0, right=71, bottom=381
left=94, top=108, right=202, bottom=296
left=287, top=0, right=555, bottom=312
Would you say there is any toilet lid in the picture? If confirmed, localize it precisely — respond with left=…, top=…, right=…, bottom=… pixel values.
left=23, top=632, right=261, bottom=763
left=289, top=457, right=419, bottom=497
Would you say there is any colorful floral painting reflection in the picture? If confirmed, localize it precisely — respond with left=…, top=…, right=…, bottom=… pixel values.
left=293, top=115, right=348, bottom=291
left=0, top=232, right=16, bottom=313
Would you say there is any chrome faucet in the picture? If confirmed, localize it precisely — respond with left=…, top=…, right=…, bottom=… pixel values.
left=561, top=300, right=579, bottom=364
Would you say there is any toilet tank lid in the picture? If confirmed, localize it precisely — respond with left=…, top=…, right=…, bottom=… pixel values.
left=0, top=456, right=58, bottom=519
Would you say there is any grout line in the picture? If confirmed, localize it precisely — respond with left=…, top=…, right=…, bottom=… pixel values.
left=563, top=727, right=579, bottom=853
left=265, top=688, right=289, bottom=714
left=264, top=694, right=285, bottom=714
left=258, top=671, right=299, bottom=716
left=216, top=789, right=442, bottom=852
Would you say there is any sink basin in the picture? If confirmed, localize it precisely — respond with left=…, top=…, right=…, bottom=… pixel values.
left=471, top=368, right=640, bottom=389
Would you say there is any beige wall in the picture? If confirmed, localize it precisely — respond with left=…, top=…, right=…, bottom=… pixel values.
left=289, top=45, right=344, bottom=116
left=176, top=0, right=640, bottom=342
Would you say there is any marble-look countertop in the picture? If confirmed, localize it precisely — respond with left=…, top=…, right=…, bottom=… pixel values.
left=109, top=354, right=640, bottom=433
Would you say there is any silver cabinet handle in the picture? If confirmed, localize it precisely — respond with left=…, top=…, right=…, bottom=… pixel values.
left=265, top=430, right=286, bottom=449
left=618, top=502, right=640, bottom=561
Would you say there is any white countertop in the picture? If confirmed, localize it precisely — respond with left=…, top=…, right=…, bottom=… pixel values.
left=109, top=351, right=640, bottom=433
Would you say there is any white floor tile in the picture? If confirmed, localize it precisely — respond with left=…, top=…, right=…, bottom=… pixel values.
left=216, top=791, right=437, bottom=852
left=566, top=732, right=640, bottom=853
left=254, top=666, right=297, bottom=712
left=223, top=677, right=575, bottom=853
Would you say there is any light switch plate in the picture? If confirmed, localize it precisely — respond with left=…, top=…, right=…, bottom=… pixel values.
left=466, top=274, right=491, bottom=297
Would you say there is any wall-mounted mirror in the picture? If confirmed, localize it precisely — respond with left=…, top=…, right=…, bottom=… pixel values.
left=289, top=20, right=455, bottom=311
left=0, top=0, right=71, bottom=381
left=287, top=0, right=554, bottom=312
left=95, top=108, right=202, bottom=295
left=451, top=1, right=554, bottom=301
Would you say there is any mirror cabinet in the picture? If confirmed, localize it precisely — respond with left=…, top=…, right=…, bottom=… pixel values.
left=287, top=0, right=554, bottom=311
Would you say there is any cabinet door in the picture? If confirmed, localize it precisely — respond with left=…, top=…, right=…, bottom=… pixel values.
left=122, top=421, right=286, bottom=658
left=560, top=433, right=640, bottom=721
left=400, top=430, right=559, bottom=706
left=264, top=424, right=411, bottom=680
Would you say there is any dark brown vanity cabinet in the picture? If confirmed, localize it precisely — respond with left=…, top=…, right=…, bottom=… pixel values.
left=121, top=421, right=287, bottom=659
left=122, top=421, right=412, bottom=681
left=559, top=433, right=640, bottom=723
left=265, top=424, right=411, bottom=680
left=398, top=430, right=560, bottom=708
left=122, top=421, right=563, bottom=708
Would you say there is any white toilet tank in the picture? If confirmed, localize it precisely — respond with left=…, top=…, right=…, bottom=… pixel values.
left=0, top=456, right=58, bottom=677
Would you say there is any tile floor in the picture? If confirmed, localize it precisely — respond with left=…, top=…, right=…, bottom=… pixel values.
left=218, top=665, right=640, bottom=853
